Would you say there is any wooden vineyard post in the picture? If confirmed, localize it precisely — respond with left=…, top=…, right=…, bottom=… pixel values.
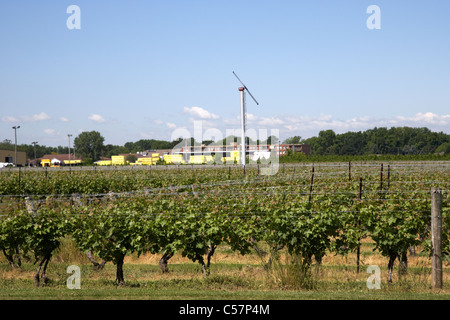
left=308, top=165, right=315, bottom=203
left=25, top=196, right=37, bottom=216
left=387, top=164, right=391, bottom=190
left=348, top=161, right=351, bottom=181
left=18, top=166, right=21, bottom=192
left=379, top=163, right=383, bottom=193
left=356, top=177, right=363, bottom=273
left=431, top=187, right=443, bottom=290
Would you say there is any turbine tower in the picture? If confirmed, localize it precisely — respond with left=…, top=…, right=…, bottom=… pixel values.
left=233, top=71, right=259, bottom=167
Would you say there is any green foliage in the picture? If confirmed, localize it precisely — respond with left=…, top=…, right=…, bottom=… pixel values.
left=0, top=211, right=31, bottom=265
left=301, top=127, right=450, bottom=156
left=125, top=154, right=137, bottom=164
left=435, top=142, right=450, bottom=155
left=71, top=204, right=151, bottom=265
left=0, top=162, right=448, bottom=285
left=282, top=136, right=302, bottom=144
left=24, top=208, right=68, bottom=262
left=74, top=131, right=105, bottom=161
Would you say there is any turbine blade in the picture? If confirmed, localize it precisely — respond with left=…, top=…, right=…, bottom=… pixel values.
left=232, top=71, right=260, bottom=105
left=232, top=71, right=246, bottom=88
left=245, top=88, right=259, bottom=105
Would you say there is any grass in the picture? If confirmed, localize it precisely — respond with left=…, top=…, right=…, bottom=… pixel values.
left=0, top=237, right=449, bottom=300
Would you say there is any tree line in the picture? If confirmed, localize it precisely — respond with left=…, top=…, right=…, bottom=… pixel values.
left=297, top=127, right=450, bottom=156
left=1, top=126, right=449, bottom=164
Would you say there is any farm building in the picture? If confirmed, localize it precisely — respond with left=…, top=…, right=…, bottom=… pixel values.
left=94, top=153, right=163, bottom=166
left=273, top=144, right=311, bottom=156
left=38, top=154, right=82, bottom=167
left=176, top=143, right=310, bottom=162
left=0, top=149, right=27, bottom=167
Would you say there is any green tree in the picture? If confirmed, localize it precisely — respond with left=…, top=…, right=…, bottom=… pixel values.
left=74, top=131, right=105, bottom=161
left=283, top=136, right=302, bottom=144
left=71, top=204, right=151, bottom=285
left=266, top=135, right=279, bottom=145
left=125, top=154, right=137, bottom=163
left=436, top=142, right=450, bottom=154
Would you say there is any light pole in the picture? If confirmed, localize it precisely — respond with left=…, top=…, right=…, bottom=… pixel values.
left=32, top=141, right=38, bottom=167
left=12, top=126, right=20, bottom=166
left=68, top=134, right=72, bottom=169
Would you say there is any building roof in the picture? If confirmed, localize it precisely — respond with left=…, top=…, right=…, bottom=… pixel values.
left=39, top=154, right=82, bottom=162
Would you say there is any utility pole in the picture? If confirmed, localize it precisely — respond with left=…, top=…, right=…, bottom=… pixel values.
left=32, top=141, right=38, bottom=167
left=68, top=134, right=73, bottom=170
left=12, top=126, right=20, bottom=166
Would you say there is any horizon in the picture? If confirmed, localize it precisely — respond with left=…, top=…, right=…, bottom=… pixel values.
left=1, top=1, right=449, bottom=148
left=2, top=125, right=448, bottom=150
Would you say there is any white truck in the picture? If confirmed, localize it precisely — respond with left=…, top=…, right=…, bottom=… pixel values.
left=0, top=162, right=13, bottom=168
left=252, top=151, right=271, bottom=162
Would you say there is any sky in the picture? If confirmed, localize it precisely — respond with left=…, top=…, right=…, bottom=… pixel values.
left=0, top=0, right=449, bottom=147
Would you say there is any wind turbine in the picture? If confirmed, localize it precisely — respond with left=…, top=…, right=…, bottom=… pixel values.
left=233, top=71, right=259, bottom=167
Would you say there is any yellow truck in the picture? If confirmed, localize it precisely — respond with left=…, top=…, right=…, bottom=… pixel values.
left=189, top=155, right=205, bottom=165
left=41, top=159, right=51, bottom=167
left=136, top=157, right=154, bottom=166
left=40, top=159, right=61, bottom=168
left=95, top=160, right=112, bottom=166
left=111, top=156, right=126, bottom=165
left=221, top=151, right=240, bottom=164
left=163, top=154, right=184, bottom=165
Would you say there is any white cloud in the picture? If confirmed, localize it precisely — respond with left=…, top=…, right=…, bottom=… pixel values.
left=407, top=112, right=450, bottom=125
left=1, top=116, right=19, bottom=123
left=212, top=111, right=450, bottom=141
left=246, top=113, right=258, bottom=122
left=88, top=114, right=107, bottom=123
left=30, top=112, right=51, bottom=121
left=275, top=112, right=450, bottom=139
left=60, top=117, right=69, bottom=122
left=257, top=117, right=285, bottom=126
left=183, top=106, right=220, bottom=120
left=1, top=112, right=50, bottom=123
left=44, top=129, right=56, bottom=135
left=135, top=110, right=450, bottom=144
left=152, top=119, right=164, bottom=125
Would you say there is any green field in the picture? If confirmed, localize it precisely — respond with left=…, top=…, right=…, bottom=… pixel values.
left=0, top=161, right=449, bottom=300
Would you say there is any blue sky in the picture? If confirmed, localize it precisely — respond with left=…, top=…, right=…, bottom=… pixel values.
left=1, top=0, right=449, bottom=147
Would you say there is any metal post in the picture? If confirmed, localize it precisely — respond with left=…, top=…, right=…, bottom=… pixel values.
left=12, top=126, right=20, bottom=166
left=32, top=141, right=38, bottom=167
left=67, top=134, right=72, bottom=166
left=239, top=87, right=246, bottom=167
left=431, top=187, right=443, bottom=290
